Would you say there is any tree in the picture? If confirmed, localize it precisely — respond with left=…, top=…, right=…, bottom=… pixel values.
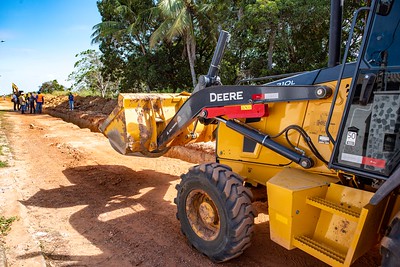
left=39, top=80, right=66, bottom=93
left=92, top=0, right=205, bottom=93
left=92, top=0, right=156, bottom=92
left=92, top=0, right=367, bottom=92
left=92, top=0, right=154, bottom=56
left=215, top=0, right=332, bottom=81
left=150, top=0, right=214, bottom=88
left=68, top=49, right=118, bottom=97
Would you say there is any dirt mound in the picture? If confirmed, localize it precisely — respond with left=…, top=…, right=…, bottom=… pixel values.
left=44, top=95, right=117, bottom=132
left=43, top=94, right=215, bottom=163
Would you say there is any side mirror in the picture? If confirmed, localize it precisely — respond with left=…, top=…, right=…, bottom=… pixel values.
left=376, top=0, right=393, bottom=16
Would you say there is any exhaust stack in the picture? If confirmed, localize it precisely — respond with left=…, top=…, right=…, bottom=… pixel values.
left=328, top=0, right=343, bottom=67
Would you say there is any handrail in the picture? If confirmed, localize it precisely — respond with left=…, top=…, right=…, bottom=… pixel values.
left=325, top=7, right=371, bottom=144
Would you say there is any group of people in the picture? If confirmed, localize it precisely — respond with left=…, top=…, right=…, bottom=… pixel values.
left=11, top=91, right=44, bottom=114
left=11, top=91, right=75, bottom=114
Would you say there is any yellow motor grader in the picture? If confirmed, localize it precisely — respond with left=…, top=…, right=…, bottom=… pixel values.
left=100, top=0, right=400, bottom=266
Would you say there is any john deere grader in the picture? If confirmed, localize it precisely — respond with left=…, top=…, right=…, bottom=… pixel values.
left=100, top=1, right=400, bottom=266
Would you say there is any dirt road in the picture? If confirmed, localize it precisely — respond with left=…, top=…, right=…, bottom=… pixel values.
left=0, top=98, right=381, bottom=267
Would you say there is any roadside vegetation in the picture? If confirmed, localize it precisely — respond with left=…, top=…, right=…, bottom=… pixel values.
left=0, top=111, right=16, bottom=235
left=0, top=216, right=18, bottom=236
left=0, top=160, right=7, bottom=168
left=0, top=111, right=9, bottom=168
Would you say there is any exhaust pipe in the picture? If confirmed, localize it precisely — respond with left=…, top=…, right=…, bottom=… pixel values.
left=328, top=0, right=343, bottom=67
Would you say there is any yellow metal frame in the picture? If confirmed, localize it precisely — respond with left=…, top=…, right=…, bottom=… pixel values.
left=267, top=168, right=390, bottom=266
left=217, top=79, right=352, bottom=186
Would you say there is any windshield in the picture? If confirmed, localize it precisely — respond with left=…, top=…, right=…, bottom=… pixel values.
left=365, top=0, right=400, bottom=68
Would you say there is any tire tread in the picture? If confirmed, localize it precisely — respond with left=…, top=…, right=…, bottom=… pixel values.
left=175, top=162, right=255, bottom=263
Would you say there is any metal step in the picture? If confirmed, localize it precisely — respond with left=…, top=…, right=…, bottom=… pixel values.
left=306, top=196, right=361, bottom=222
left=294, top=235, right=346, bottom=265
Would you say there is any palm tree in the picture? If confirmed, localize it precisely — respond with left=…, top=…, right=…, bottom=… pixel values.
left=150, top=0, right=212, bottom=88
left=91, top=0, right=156, bottom=92
left=91, top=0, right=154, bottom=56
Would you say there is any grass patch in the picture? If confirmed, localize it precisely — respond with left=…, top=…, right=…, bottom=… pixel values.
left=0, top=161, right=8, bottom=168
left=0, top=111, right=12, bottom=157
left=0, top=144, right=10, bottom=157
left=0, top=216, right=18, bottom=235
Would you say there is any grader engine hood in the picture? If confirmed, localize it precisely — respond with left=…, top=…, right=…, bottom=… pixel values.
left=99, top=92, right=215, bottom=156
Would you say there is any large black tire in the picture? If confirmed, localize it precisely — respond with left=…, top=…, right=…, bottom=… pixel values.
left=175, top=163, right=256, bottom=262
left=381, top=211, right=400, bottom=267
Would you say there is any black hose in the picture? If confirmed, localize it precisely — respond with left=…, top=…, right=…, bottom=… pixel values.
left=270, top=124, right=329, bottom=165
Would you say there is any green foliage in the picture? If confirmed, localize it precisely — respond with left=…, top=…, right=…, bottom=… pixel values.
left=0, top=144, right=8, bottom=167
left=150, top=0, right=216, bottom=87
left=122, top=42, right=193, bottom=92
left=0, top=216, right=18, bottom=235
left=92, top=0, right=157, bottom=93
left=39, top=80, right=66, bottom=94
left=68, top=49, right=118, bottom=97
left=89, top=0, right=368, bottom=93
left=0, top=111, right=9, bottom=167
left=76, top=88, right=102, bottom=97
left=51, top=90, right=70, bottom=96
left=0, top=144, right=5, bottom=156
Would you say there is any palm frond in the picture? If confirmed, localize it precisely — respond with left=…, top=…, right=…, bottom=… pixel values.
left=159, top=0, right=184, bottom=18
left=150, top=19, right=174, bottom=47
left=167, top=7, right=191, bottom=40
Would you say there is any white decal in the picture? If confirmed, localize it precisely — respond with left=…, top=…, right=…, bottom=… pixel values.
left=318, top=135, right=330, bottom=144
left=167, top=121, right=178, bottom=135
left=277, top=80, right=295, bottom=86
left=210, top=91, right=244, bottom=102
left=264, top=93, right=279, bottom=99
left=341, top=153, right=362, bottom=164
left=345, top=131, right=357, bottom=146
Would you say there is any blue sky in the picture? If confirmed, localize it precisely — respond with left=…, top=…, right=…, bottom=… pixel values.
left=0, top=0, right=101, bottom=95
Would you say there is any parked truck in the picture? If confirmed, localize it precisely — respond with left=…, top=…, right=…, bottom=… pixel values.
left=100, top=0, right=400, bottom=266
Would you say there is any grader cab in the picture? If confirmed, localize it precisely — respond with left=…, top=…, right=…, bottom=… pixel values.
left=101, top=0, right=400, bottom=266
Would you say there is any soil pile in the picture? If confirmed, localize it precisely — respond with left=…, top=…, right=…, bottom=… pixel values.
left=44, top=95, right=117, bottom=132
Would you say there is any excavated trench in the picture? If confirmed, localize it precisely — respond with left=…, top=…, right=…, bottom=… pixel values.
left=44, top=95, right=215, bottom=164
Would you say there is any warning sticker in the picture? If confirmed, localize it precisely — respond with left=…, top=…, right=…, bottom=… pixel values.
left=240, top=104, right=252, bottom=110
left=345, top=131, right=357, bottom=146
left=318, top=135, right=330, bottom=144
left=264, top=93, right=279, bottom=99
left=341, top=153, right=386, bottom=169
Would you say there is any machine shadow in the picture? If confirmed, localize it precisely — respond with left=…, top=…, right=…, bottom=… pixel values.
left=20, top=164, right=192, bottom=266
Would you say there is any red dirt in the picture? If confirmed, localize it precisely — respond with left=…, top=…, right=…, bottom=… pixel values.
left=0, top=97, right=381, bottom=267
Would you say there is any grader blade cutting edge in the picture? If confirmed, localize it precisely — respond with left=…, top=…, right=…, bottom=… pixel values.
left=99, top=92, right=215, bottom=157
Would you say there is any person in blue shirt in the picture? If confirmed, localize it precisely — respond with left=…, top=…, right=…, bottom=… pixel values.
left=12, top=93, right=18, bottom=111
left=29, top=92, right=36, bottom=114
left=68, top=92, right=74, bottom=111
